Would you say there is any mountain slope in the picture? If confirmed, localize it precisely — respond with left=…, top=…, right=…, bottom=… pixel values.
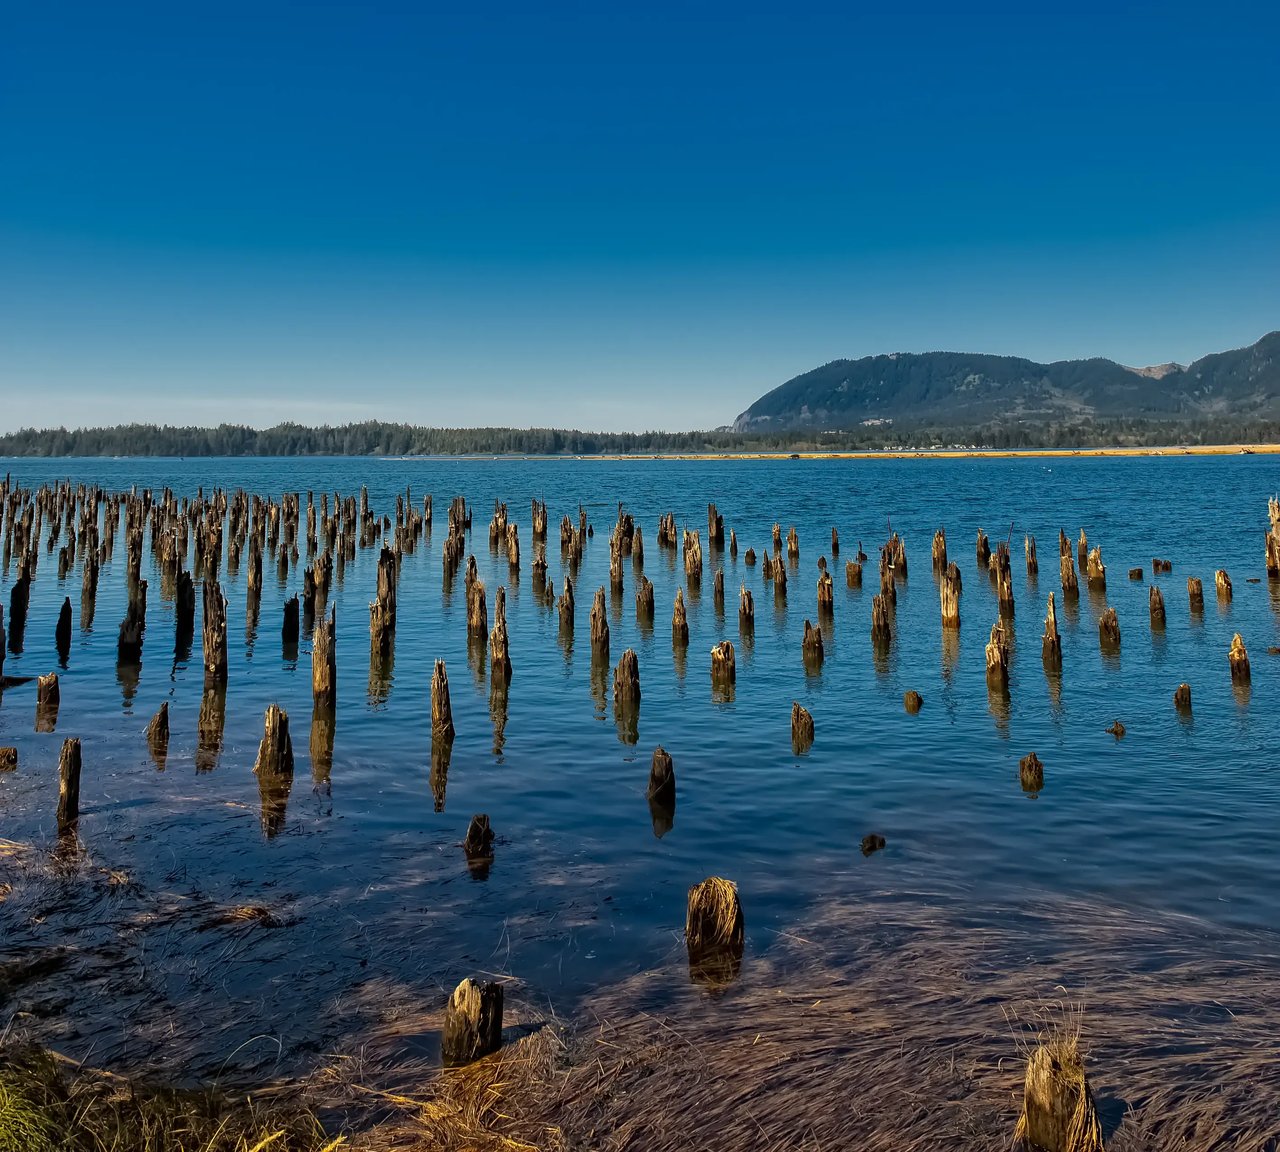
left=733, top=332, right=1280, bottom=431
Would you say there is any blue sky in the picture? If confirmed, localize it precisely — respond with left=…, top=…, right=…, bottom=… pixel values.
left=2, top=1, right=1278, bottom=432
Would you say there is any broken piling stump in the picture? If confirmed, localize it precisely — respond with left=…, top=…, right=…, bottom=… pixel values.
left=57, top=737, right=81, bottom=833
left=1025, top=534, right=1038, bottom=576
left=1042, top=592, right=1062, bottom=670
left=1085, top=546, right=1106, bottom=591
left=1188, top=576, right=1204, bottom=613
left=1149, top=585, right=1166, bottom=628
left=802, top=618, right=824, bottom=668
left=738, top=584, right=754, bottom=631
left=976, top=529, right=990, bottom=569
left=985, top=620, right=1010, bottom=689
left=36, top=672, right=59, bottom=732
left=871, top=593, right=892, bottom=645
left=932, top=527, right=947, bottom=575
left=202, top=579, right=228, bottom=683
left=816, top=569, right=833, bottom=615
left=846, top=559, right=862, bottom=588
left=686, top=876, right=744, bottom=986
left=1128, top=567, right=1144, bottom=581
left=940, top=561, right=962, bottom=629
left=1012, top=1032, right=1104, bottom=1152
left=431, top=659, right=455, bottom=742
left=1098, top=606, right=1121, bottom=650
left=647, top=745, right=676, bottom=809
left=146, top=701, right=169, bottom=766
left=253, top=703, right=294, bottom=778
left=791, top=701, right=814, bottom=753
left=558, top=576, right=575, bottom=631
left=1019, top=752, right=1044, bottom=793
left=1229, top=633, right=1250, bottom=684
left=903, top=690, right=923, bottom=714
left=589, top=585, right=609, bottom=657
left=441, top=977, right=504, bottom=1068
left=672, top=588, right=689, bottom=648
left=55, top=598, right=71, bottom=662
left=613, top=648, right=641, bottom=705
left=312, top=605, right=337, bottom=706
left=710, top=639, right=736, bottom=687
left=635, top=574, right=655, bottom=622
left=1174, top=682, right=1192, bottom=712
left=1216, top=569, right=1232, bottom=603
left=463, top=814, right=495, bottom=873
left=489, top=586, right=512, bottom=683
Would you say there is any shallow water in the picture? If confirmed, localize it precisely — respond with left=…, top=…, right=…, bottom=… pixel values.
left=2, top=454, right=1279, bottom=1075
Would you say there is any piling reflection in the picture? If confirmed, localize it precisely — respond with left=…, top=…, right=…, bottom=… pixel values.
left=310, top=701, right=335, bottom=795
left=196, top=682, right=227, bottom=772
left=429, top=737, right=451, bottom=813
left=257, top=762, right=293, bottom=838
left=489, top=678, right=508, bottom=758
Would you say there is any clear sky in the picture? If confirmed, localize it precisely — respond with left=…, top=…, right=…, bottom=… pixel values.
left=2, top=1, right=1278, bottom=433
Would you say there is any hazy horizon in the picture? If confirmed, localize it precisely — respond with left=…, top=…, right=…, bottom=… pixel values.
left=3, top=2, right=1277, bottom=435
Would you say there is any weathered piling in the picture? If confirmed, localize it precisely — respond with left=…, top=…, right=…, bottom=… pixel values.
left=558, top=576, right=575, bottom=631
left=489, top=586, right=512, bottom=682
left=0, top=748, right=16, bottom=772
left=1267, top=497, right=1280, bottom=577
left=817, top=569, right=834, bottom=616
left=904, top=690, right=923, bottom=714
left=312, top=605, right=337, bottom=706
left=713, top=567, right=725, bottom=612
left=683, top=528, right=703, bottom=585
left=1042, top=592, right=1062, bottom=669
left=1174, top=682, right=1192, bottom=711
left=774, top=560, right=787, bottom=601
left=590, top=585, right=609, bottom=656
left=985, top=619, right=1010, bottom=689
left=710, top=639, right=736, bottom=685
left=744, top=547, right=757, bottom=566
left=1215, top=569, right=1233, bottom=603
left=1060, top=541, right=1079, bottom=598
left=976, top=529, right=990, bottom=569
left=1128, top=567, right=1144, bottom=581
left=467, top=576, right=489, bottom=642
left=613, top=648, right=641, bottom=704
left=932, top=527, right=947, bottom=575
left=792, top=701, right=814, bottom=752
left=772, top=523, right=783, bottom=553
left=146, top=701, right=169, bottom=765
left=55, top=597, right=72, bottom=662
left=57, top=737, right=81, bottom=833
left=802, top=618, right=824, bottom=667
left=1077, top=529, right=1089, bottom=572
left=1085, top=546, right=1106, bottom=591
left=1012, top=1033, right=1103, bottom=1152
left=830, top=526, right=838, bottom=557
left=761, top=551, right=775, bottom=581
left=531, top=498, right=547, bottom=540
left=1025, top=534, right=1038, bottom=576
left=707, top=503, right=724, bottom=548
left=35, top=672, right=59, bottom=732
left=884, top=531, right=906, bottom=578
left=1188, top=575, right=1205, bottom=612
left=1229, top=633, right=1250, bottom=684
left=739, top=584, right=754, bottom=631
left=282, top=595, right=300, bottom=647
left=657, top=512, right=677, bottom=549
left=878, top=551, right=896, bottom=608
left=647, top=745, right=676, bottom=835
left=1153, top=557, right=1173, bottom=575
left=940, top=561, right=962, bottom=629
left=635, top=574, right=655, bottom=622
left=441, top=977, right=504, bottom=1068
left=994, top=543, right=1015, bottom=615
left=871, top=593, right=892, bottom=645
left=786, top=525, right=799, bottom=560
left=1019, top=752, right=1044, bottom=793
left=1149, top=585, right=1166, bottom=628
left=845, top=559, right=862, bottom=587
left=1098, top=606, right=1121, bottom=650
left=431, top=659, right=455, bottom=742
left=202, top=580, right=228, bottom=682
left=672, top=588, right=689, bottom=647
left=253, top=703, right=294, bottom=778
left=686, top=876, right=744, bottom=985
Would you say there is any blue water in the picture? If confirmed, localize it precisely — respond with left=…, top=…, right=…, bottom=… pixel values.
left=1, top=454, right=1278, bottom=1060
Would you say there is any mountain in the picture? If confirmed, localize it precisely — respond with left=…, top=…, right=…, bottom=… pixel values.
left=733, top=332, right=1280, bottom=431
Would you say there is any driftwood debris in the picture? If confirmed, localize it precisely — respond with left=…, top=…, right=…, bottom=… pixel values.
left=791, top=701, right=814, bottom=753
left=441, top=977, right=504, bottom=1068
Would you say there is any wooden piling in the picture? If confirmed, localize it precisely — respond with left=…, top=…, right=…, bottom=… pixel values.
left=802, top=618, right=824, bottom=666
left=590, top=585, right=609, bottom=656
left=253, top=703, right=294, bottom=777
left=282, top=595, right=300, bottom=645
left=871, top=593, right=892, bottom=645
left=904, top=690, right=923, bottom=714
left=830, top=527, right=838, bottom=557
left=1173, top=682, right=1192, bottom=711
left=1215, top=569, right=1232, bottom=603
left=1188, top=575, right=1204, bottom=612
left=199, top=579, right=227, bottom=683
left=1019, top=752, right=1044, bottom=793
left=1013, top=1034, right=1103, bottom=1152
left=1042, top=592, right=1062, bottom=669
left=713, top=567, right=725, bottom=612
left=55, top=597, right=72, bottom=660
left=489, top=586, right=512, bottom=682
left=710, top=639, right=735, bottom=685
left=312, top=605, right=337, bottom=706
left=1267, top=497, right=1280, bottom=577
left=635, top=574, right=655, bottom=622
left=739, top=584, right=754, bottom=631
left=467, top=577, right=489, bottom=641
left=57, top=737, right=81, bottom=833
left=846, top=559, right=862, bottom=588
left=1077, top=529, right=1088, bottom=572
left=940, top=561, right=962, bottom=629
left=613, top=648, right=641, bottom=704
left=558, top=576, right=575, bottom=631
left=1098, top=607, right=1121, bottom=650
left=1085, top=546, right=1106, bottom=591
left=431, top=659, right=455, bottom=742
left=791, top=702, right=814, bottom=752
left=1025, top=534, right=1038, bottom=576
left=817, top=569, right=834, bottom=616
left=787, top=525, right=799, bottom=559
left=932, top=527, right=947, bottom=575
left=1149, top=585, right=1166, bottom=628
left=647, top=745, right=676, bottom=826
left=976, top=529, right=990, bottom=569
left=985, top=619, right=1010, bottom=688
left=686, top=876, right=744, bottom=984
left=1229, top=633, right=1250, bottom=684
left=441, top=977, right=504, bottom=1068
left=744, top=547, right=757, bottom=566
left=672, top=588, right=689, bottom=647
left=146, top=701, right=169, bottom=765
